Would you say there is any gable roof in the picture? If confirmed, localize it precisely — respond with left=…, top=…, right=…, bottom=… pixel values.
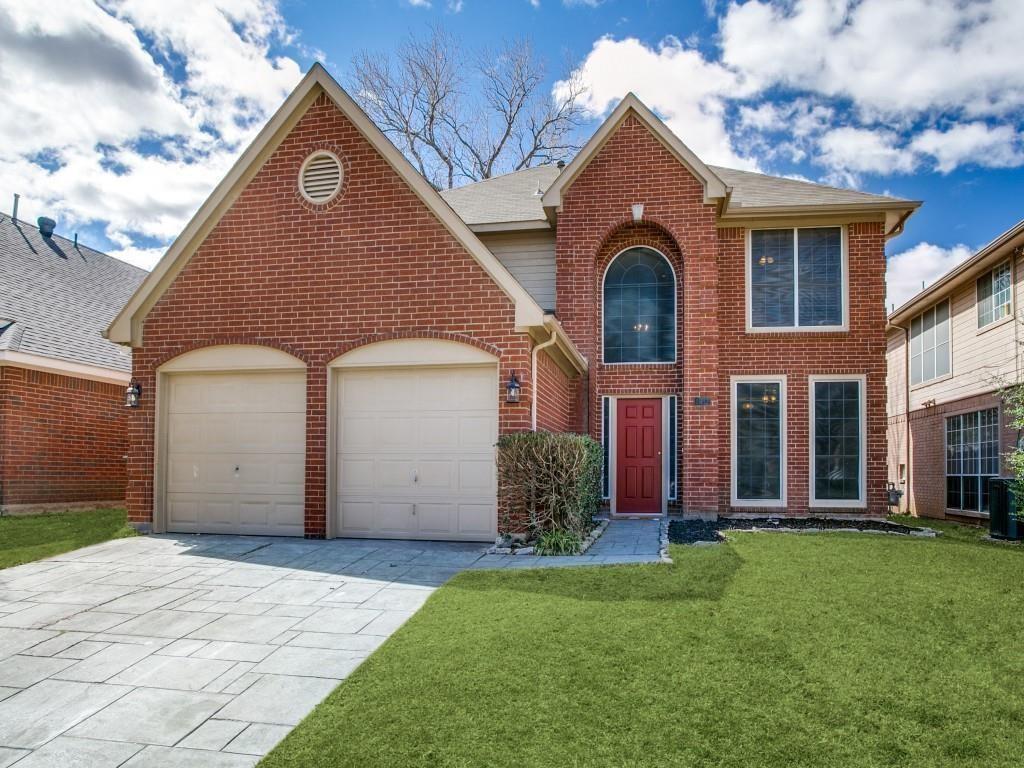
left=0, top=215, right=145, bottom=376
left=542, top=93, right=729, bottom=209
left=709, top=166, right=913, bottom=211
left=106, top=63, right=560, bottom=346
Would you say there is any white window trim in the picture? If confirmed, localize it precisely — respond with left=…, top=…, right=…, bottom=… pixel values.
left=808, top=374, right=867, bottom=509
left=730, top=375, right=788, bottom=508
left=909, top=298, right=952, bottom=388
left=745, top=226, right=849, bottom=333
left=976, top=259, right=1013, bottom=330
left=601, top=245, right=678, bottom=365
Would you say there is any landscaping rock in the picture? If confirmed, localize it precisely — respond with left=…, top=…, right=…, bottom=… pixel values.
left=668, top=517, right=931, bottom=545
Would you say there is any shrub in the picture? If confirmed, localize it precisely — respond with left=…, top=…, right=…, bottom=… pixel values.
left=496, top=431, right=602, bottom=540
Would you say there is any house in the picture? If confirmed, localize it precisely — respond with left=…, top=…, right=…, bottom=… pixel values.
left=106, top=64, right=919, bottom=540
left=887, top=219, right=1022, bottom=523
left=0, top=213, right=146, bottom=514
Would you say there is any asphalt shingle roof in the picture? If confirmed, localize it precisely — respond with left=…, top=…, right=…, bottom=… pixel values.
left=439, top=163, right=911, bottom=226
left=0, top=216, right=147, bottom=372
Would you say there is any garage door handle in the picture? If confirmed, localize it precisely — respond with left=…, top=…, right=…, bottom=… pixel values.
left=413, top=470, right=418, bottom=483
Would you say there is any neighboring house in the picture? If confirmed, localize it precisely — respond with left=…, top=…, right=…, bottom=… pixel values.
left=0, top=214, right=146, bottom=513
left=887, top=220, right=1023, bottom=523
left=106, top=64, right=919, bottom=540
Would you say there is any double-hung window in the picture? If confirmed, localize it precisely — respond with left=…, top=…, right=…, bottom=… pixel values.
left=946, top=408, right=1001, bottom=513
left=749, top=227, right=845, bottom=330
left=809, top=376, right=865, bottom=507
left=731, top=376, right=786, bottom=506
left=909, top=300, right=950, bottom=386
left=977, top=261, right=1012, bottom=329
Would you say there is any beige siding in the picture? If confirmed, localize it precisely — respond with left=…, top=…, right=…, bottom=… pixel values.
left=478, top=230, right=556, bottom=311
left=901, top=250, right=1023, bottom=411
left=886, top=327, right=907, bottom=418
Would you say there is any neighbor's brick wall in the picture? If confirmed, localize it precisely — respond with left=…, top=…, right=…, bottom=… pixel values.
left=555, top=114, right=890, bottom=516
left=130, top=92, right=537, bottom=537
left=0, top=366, right=127, bottom=508
left=901, top=390, right=1015, bottom=522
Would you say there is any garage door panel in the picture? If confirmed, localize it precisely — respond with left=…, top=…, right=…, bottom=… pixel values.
left=459, top=459, right=496, bottom=493
left=336, top=364, right=497, bottom=541
left=164, top=370, right=305, bottom=536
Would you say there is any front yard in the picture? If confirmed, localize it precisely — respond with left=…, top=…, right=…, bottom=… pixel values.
left=263, top=520, right=1024, bottom=768
left=0, top=508, right=134, bottom=569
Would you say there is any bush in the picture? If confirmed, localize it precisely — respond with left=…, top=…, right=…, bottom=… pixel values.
left=495, top=431, right=602, bottom=540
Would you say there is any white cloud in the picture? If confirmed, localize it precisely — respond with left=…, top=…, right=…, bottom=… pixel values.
left=0, top=0, right=303, bottom=270
left=911, top=122, right=1024, bottom=174
left=817, top=127, right=917, bottom=177
left=447, top=0, right=464, bottom=11
left=407, top=0, right=431, bottom=7
left=564, top=0, right=603, bottom=6
left=720, top=0, right=1024, bottom=119
left=557, top=36, right=759, bottom=169
left=886, top=241, right=974, bottom=309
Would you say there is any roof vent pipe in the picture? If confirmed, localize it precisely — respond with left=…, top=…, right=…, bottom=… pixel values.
left=37, top=217, right=56, bottom=238
left=556, top=160, right=565, bottom=169
left=12, top=193, right=19, bottom=221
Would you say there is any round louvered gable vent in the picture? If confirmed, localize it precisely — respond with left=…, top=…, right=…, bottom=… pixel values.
left=299, top=151, right=343, bottom=204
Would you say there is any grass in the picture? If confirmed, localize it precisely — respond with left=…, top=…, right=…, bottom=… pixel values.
left=263, top=517, right=1024, bottom=768
left=0, top=508, right=134, bottom=569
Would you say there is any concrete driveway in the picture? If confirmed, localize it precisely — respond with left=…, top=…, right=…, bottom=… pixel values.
left=0, top=534, right=488, bottom=767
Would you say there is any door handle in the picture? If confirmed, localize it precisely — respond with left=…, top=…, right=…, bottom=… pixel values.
left=413, top=469, right=418, bottom=483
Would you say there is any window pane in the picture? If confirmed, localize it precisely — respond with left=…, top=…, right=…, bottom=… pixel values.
left=603, top=247, right=675, bottom=363
left=910, top=315, right=922, bottom=385
left=946, top=407, right=1000, bottom=513
left=751, top=230, right=795, bottom=327
left=962, top=475, right=979, bottom=512
left=735, top=382, right=782, bottom=500
left=813, top=380, right=861, bottom=501
left=978, top=269, right=994, bottom=327
left=798, top=227, right=843, bottom=326
left=668, top=396, right=678, bottom=500
left=946, top=476, right=961, bottom=509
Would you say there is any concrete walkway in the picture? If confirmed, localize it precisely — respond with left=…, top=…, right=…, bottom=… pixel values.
left=0, top=520, right=663, bottom=766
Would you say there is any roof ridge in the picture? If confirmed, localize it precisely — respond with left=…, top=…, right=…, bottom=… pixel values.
left=708, top=164, right=910, bottom=202
left=1, top=216, right=149, bottom=274
left=442, top=164, right=561, bottom=193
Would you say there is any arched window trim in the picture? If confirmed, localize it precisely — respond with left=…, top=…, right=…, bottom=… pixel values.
left=601, top=245, right=677, bottom=365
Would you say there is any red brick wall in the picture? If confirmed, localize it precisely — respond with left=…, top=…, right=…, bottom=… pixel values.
left=534, top=347, right=574, bottom=432
left=717, top=222, right=890, bottom=515
left=0, top=366, right=127, bottom=508
left=129, top=92, right=535, bottom=537
left=555, top=115, right=719, bottom=513
left=555, top=114, right=889, bottom=516
left=901, top=390, right=1014, bottom=522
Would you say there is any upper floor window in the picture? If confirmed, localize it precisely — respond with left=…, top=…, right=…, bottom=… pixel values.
left=909, top=300, right=950, bottom=386
left=749, top=226, right=845, bottom=330
left=603, top=247, right=675, bottom=363
left=977, top=261, right=1012, bottom=328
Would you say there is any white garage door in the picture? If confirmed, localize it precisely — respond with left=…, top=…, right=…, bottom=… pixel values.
left=165, top=371, right=306, bottom=536
left=336, top=366, right=497, bottom=541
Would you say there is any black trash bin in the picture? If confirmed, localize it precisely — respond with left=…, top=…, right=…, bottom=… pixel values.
left=988, top=478, right=1020, bottom=540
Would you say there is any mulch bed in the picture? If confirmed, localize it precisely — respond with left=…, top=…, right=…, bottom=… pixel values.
left=668, top=517, right=922, bottom=545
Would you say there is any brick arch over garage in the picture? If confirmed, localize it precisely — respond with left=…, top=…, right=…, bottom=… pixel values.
left=321, top=331, right=502, bottom=366
left=152, top=337, right=311, bottom=370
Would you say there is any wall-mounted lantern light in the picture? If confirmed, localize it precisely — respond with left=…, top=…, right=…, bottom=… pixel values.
left=124, top=378, right=141, bottom=408
left=631, top=203, right=644, bottom=222
left=505, top=370, right=521, bottom=404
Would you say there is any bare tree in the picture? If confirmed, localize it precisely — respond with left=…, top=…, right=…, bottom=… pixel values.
left=351, top=26, right=587, bottom=189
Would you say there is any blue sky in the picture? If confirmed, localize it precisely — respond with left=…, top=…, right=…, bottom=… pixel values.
left=2, top=0, right=1022, bottom=308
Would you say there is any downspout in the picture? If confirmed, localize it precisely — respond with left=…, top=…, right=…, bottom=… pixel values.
left=896, top=322, right=912, bottom=514
left=531, top=329, right=558, bottom=431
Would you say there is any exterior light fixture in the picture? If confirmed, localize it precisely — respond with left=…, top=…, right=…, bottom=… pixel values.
left=505, top=370, right=521, bottom=404
left=124, top=378, right=141, bottom=408
left=631, top=203, right=644, bottom=222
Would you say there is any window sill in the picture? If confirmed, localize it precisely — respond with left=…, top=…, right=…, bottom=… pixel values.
left=976, top=313, right=1014, bottom=336
left=945, top=508, right=989, bottom=520
left=745, top=325, right=848, bottom=335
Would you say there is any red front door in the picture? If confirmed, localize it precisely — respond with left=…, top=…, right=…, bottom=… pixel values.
left=615, top=398, right=663, bottom=514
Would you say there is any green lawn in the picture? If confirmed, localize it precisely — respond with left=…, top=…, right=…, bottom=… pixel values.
left=262, top=519, right=1024, bottom=768
left=0, top=508, right=134, bottom=569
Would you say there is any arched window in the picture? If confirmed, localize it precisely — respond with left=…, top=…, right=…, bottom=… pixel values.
left=603, top=247, right=676, bottom=363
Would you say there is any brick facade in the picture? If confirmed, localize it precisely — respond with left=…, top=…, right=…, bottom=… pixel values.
left=0, top=366, right=127, bottom=510
left=891, top=390, right=1015, bottom=523
left=555, top=115, right=890, bottom=516
left=129, top=94, right=535, bottom=537
left=534, top=348, right=575, bottom=433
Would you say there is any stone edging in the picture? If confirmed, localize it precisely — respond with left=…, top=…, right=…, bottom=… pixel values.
left=486, top=518, right=611, bottom=556
left=659, top=518, right=673, bottom=562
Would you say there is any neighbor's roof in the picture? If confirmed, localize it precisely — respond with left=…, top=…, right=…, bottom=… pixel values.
left=888, top=217, right=1024, bottom=326
left=440, top=163, right=915, bottom=229
left=0, top=216, right=146, bottom=372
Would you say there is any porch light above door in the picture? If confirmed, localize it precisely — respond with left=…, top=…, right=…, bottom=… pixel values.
left=505, top=370, right=521, bottom=404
